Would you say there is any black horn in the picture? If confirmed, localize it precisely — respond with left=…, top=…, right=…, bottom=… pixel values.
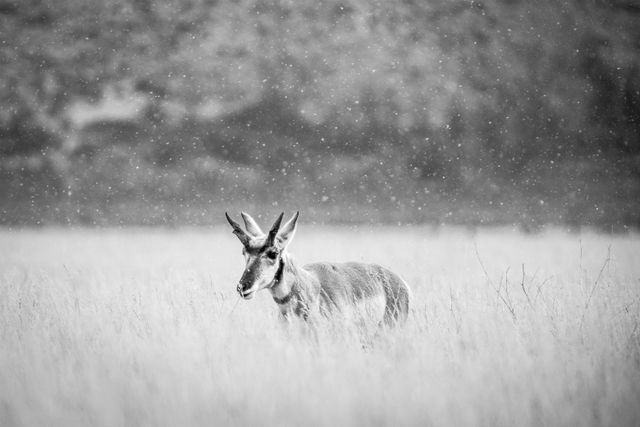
left=266, top=212, right=284, bottom=246
left=225, top=212, right=250, bottom=246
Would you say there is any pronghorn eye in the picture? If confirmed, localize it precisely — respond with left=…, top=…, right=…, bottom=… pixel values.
left=265, top=250, right=278, bottom=260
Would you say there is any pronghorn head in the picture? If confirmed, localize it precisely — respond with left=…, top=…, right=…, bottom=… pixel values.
left=225, top=211, right=299, bottom=300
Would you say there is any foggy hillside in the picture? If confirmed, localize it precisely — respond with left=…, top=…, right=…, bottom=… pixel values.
left=1, top=0, right=639, bottom=229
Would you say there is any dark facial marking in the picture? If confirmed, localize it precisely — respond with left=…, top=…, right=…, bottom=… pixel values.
left=245, top=244, right=279, bottom=258
left=239, top=245, right=280, bottom=291
left=265, top=248, right=278, bottom=260
left=239, top=260, right=258, bottom=290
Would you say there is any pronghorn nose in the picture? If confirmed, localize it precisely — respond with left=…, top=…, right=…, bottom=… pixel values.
left=236, top=284, right=243, bottom=296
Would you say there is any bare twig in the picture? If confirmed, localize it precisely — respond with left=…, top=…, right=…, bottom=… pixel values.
left=474, top=242, right=517, bottom=322
left=521, top=263, right=533, bottom=308
left=534, top=276, right=552, bottom=304
left=584, top=245, right=611, bottom=310
left=579, top=245, right=612, bottom=329
left=473, top=241, right=494, bottom=287
left=579, top=239, right=584, bottom=277
left=504, top=266, right=511, bottom=304
left=530, top=267, right=540, bottom=284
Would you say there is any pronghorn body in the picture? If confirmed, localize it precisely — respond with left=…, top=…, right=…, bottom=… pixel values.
left=225, top=212, right=411, bottom=327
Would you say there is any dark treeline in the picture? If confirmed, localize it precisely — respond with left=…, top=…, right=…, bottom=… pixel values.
left=1, top=0, right=639, bottom=229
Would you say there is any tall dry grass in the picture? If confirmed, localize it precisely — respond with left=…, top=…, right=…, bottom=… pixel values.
left=0, top=227, right=639, bottom=426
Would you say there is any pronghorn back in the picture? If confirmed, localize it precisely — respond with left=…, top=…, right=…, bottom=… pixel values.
left=305, top=262, right=411, bottom=326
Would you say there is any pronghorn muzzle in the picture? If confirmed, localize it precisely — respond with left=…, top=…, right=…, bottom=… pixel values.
left=237, top=263, right=260, bottom=299
left=236, top=283, right=253, bottom=299
left=237, top=282, right=256, bottom=299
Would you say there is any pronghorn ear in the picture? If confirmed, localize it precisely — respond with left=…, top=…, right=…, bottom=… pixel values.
left=276, top=211, right=299, bottom=248
left=240, top=212, right=264, bottom=237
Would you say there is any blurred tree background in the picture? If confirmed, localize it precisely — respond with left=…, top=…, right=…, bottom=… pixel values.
left=1, top=0, right=639, bottom=229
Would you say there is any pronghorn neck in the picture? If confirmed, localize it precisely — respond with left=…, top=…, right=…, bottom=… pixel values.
left=270, top=252, right=303, bottom=305
left=271, top=257, right=286, bottom=291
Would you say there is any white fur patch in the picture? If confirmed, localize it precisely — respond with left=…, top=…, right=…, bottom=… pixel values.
left=337, top=293, right=386, bottom=327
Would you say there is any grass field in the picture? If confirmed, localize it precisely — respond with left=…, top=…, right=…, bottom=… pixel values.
left=1, top=226, right=639, bottom=427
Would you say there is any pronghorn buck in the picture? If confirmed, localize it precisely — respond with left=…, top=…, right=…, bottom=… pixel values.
left=225, top=211, right=411, bottom=327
